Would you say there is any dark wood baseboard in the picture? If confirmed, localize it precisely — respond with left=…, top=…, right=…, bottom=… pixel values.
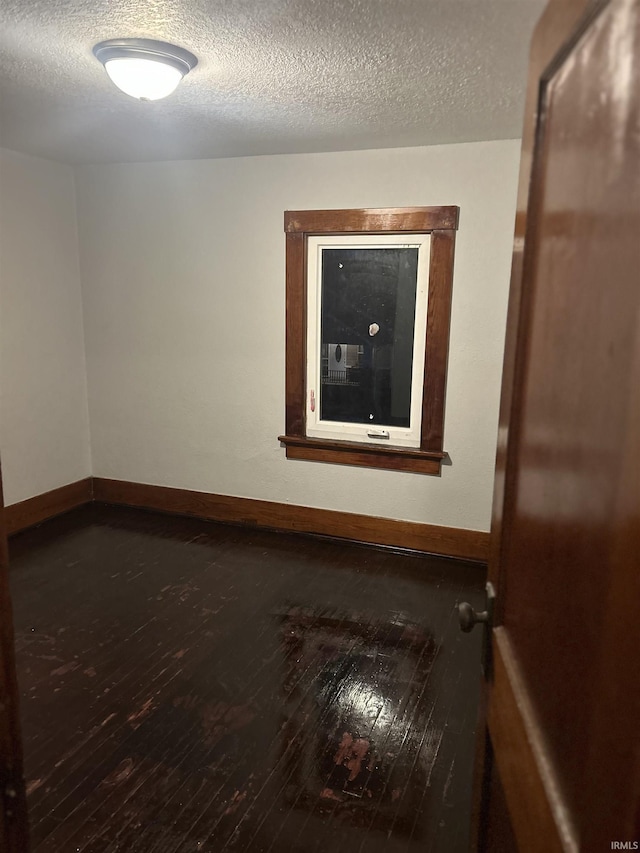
left=5, top=478, right=93, bottom=536
left=6, top=477, right=489, bottom=561
left=92, top=478, right=489, bottom=562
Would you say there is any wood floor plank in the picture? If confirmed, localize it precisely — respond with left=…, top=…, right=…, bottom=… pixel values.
left=29, top=555, right=300, bottom=845
left=213, top=608, right=392, bottom=852
left=8, top=505, right=485, bottom=853
left=94, top=600, right=362, bottom=852
left=256, top=609, right=428, bottom=853
left=161, top=602, right=383, bottom=852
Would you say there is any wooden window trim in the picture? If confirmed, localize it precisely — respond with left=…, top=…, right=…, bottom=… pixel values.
left=279, top=206, right=459, bottom=475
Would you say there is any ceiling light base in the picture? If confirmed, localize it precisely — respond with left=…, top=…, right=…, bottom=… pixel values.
left=93, top=39, right=198, bottom=100
left=93, top=39, right=198, bottom=75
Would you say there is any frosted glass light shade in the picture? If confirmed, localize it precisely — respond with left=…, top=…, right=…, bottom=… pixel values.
left=93, top=39, right=198, bottom=102
left=104, top=57, right=183, bottom=101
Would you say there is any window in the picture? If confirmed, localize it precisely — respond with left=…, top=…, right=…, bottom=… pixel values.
left=307, top=233, right=430, bottom=447
left=279, top=206, right=459, bottom=475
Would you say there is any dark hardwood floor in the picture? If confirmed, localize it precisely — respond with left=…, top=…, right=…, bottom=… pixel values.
left=8, top=504, right=485, bottom=852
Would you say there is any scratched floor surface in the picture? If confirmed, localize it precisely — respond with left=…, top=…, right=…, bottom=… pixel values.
left=9, top=504, right=484, bottom=852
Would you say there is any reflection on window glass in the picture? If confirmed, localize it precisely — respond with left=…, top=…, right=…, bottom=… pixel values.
left=320, top=247, right=419, bottom=428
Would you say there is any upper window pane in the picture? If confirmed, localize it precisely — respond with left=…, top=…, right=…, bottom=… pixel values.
left=306, top=233, right=430, bottom=448
left=320, top=247, right=419, bottom=428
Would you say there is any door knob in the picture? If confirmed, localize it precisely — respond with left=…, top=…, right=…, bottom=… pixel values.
left=458, top=583, right=496, bottom=676
left=458, top=601, right=490, bottom=633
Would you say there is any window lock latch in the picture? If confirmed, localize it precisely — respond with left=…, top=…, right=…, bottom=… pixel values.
left=367, top=429, right=390, bottom=440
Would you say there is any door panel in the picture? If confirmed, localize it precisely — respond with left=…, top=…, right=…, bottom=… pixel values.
left=0, top=468, right=29, bottom=850
left=487, top=0, right=591, bottom=583
left=502, top=0, right=640, bottom=819
left=489, top=629, right=577, bottom=851
left=475, top=0, right=640, bottom=849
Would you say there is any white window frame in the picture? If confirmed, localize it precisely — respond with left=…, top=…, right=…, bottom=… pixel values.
left=305, top=233, right=431, bottom=448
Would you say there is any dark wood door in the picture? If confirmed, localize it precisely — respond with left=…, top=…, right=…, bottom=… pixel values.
left=0, top=467, right=29, bottom=850
left=471, top=0, right=640, bottom=850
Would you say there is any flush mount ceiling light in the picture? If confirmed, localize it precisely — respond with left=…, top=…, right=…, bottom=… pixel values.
left=93, top=39, right=198, bottom=101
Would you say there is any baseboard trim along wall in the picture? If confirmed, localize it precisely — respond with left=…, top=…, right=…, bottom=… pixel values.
left=5, top=476, right=489, bottom=562
left=5, top=478, right=93, bottom=536
left=92, top=478, right=489, bottom=562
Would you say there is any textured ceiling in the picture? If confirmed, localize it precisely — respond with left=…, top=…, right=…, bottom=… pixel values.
left=0, top=0, right=545, bottom=165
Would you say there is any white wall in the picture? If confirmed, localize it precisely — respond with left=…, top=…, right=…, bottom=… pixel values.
left=76, top=140, right=520, bottom=532
left=0, top=148, right=91, bottom=505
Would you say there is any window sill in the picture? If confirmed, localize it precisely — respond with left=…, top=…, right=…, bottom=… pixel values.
left=278, top=435, right=445, bottom=475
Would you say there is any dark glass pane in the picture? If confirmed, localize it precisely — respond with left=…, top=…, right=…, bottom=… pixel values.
left=320, top=247, right=419, bottom=427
